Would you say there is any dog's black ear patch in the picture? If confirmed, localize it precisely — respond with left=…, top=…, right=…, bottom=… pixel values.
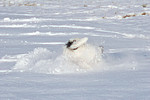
left=66, top=41, right=73, bottom=48
left=66, top=40, right=76, bottom=48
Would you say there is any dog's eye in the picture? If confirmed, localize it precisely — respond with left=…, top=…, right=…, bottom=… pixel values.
left=73, top=47, right=78, bottom=50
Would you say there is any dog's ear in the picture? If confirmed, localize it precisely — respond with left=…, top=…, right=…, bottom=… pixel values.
left=65, top=37, right=88, bottom=50
left=66, top=41, right=73, bottom=48
left=65, top=38, right=78, bottom=48
left=70, top=37, right=88, bottom=49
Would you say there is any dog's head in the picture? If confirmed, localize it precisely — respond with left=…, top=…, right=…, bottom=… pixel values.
left=65, top=38, right=80, bottom=50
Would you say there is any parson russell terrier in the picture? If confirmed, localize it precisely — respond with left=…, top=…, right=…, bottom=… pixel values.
left=63, top=37, right=103, bottom=69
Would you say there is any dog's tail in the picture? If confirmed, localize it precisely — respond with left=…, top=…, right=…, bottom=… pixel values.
left=99, top=45, right=104, bottom=53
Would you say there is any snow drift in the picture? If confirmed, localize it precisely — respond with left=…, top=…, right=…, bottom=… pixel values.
left=12, top=44, right=104, bottom=74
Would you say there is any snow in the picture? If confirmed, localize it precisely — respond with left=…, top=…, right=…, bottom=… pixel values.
left=0, top=0, right=150, bottom=99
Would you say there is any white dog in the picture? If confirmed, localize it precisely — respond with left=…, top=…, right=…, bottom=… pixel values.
left=63, top=37, right=103, bottom=69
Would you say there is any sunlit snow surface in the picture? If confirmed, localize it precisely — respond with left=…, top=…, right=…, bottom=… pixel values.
left=0, top=0, right=150, bottom=100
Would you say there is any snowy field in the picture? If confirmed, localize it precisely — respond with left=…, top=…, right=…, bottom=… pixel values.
left=0, top=0, right=150, bottom=99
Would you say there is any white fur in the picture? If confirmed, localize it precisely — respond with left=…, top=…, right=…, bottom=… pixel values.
left=63, top=38, right=103, bottom=69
